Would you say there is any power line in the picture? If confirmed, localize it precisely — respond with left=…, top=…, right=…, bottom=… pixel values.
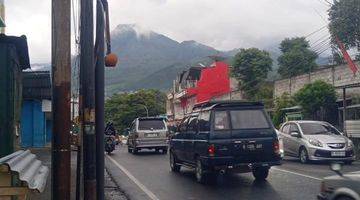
left=305, top=25, right=328, bottom=38
left=311, top=35, right=331, bottom=48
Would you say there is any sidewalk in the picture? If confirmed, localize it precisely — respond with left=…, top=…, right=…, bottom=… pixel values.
left=27, top=148, right=127, bottom=200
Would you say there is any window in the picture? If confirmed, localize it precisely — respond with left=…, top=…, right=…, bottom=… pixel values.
left=187, top=117, right=198, bottom=132
left=214, top=111, right=230, bottom=130
left=299, top=123, right=341, bottom=135
left=179, top=117, right=189, bottom=132
left=198, top=111, right=210, bottom=131
left=290, top=124, right=299, bottom=133
left=230, top=110, right=270, bottom=129
left=138, top=119, right=166, bottom=130
left=281, top=124, right=290, bottom=134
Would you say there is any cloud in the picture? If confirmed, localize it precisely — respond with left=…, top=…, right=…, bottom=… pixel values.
left=6, top=0, right=51, bottom=63
left=6, top=0, right=331, bottom=63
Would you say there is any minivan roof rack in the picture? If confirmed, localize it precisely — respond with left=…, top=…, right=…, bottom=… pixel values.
left=192, top=100, right=264, bottom=111
left=138, top=116, right=165, bottom=120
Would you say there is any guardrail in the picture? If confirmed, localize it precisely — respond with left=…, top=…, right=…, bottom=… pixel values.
left=0, top=150, right=49, bottom=200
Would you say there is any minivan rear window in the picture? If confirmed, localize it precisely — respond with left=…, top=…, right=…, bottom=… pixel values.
left=138, top=119, right=166, bottom=130
left=214, top=111, right=230, bottom=130
left=230, top=110, right=270, bottom=129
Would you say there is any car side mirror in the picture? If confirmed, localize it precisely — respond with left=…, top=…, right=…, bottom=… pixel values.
left=290, top=131, right=300, bottom=138
left=330, top=163, right=343, bottom=176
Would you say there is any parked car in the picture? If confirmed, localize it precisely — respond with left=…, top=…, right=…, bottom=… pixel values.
left=169, top=101, right=282, bottom=183
left=318, top=163, right=360, bottom=200
left=127, top=117, right=169, bottom=154
left=279, top=121, right=356, bottom=164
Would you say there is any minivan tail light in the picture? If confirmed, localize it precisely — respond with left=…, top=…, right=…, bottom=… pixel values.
left=208, top=144, right=215, bottom=156
left=273, top=140, right=280, bottom=155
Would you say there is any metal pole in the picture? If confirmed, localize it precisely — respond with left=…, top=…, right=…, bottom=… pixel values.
left=101, top=0, right=111, bottom=55
left=80, top=0, right=97, bottom=199
left=144, top=105, right=149, bottom=117
left=343, top=88, right=347, bottom=136
left=95, top=1, right=105, bottom=200
left=51, top=0, right=71, bottom=199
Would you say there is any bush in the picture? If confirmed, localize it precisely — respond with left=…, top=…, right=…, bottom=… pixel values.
left=294, top=80, right=337, bottom=121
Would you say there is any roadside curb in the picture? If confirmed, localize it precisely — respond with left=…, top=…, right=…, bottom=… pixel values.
left=105, top=167, right=129, bottom=200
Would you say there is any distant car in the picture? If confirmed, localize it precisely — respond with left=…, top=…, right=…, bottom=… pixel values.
left=279, top=121, right=356, bottom=164
left=127, top=117, right=169, bottom=154
left=169, top=101, right=282, bottom=183
left=318, top=163, right=360, bottom=200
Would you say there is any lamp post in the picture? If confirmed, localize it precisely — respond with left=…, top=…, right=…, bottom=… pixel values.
left=136, top=104, right=149, bottom=117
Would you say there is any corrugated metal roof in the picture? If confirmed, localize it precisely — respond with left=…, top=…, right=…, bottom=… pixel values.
left=0, top=150, right=49, bottom=193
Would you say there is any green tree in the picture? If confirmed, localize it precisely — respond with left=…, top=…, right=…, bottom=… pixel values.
left=105, top=89, right=166, bottom=134
left=254, top=83, right=274, bottom=109
left=329, top=0, right=360, bottom=51
left=232, top=48, right=273, bottom=100
left=294, top=80, right=337, bottom=119
left=277, top=37, right=318, bottom=78
left=272, top=93, right=295, bottom=127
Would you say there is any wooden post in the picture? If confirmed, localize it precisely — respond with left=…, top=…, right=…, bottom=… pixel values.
left=51, top=0, right=71, bottom=199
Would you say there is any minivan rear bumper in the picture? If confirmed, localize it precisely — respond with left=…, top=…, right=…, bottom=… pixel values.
left=200, top=155, right=281, bottom=171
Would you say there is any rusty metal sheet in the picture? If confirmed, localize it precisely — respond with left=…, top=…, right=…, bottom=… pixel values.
left=0, top=150, right=49, bottom=193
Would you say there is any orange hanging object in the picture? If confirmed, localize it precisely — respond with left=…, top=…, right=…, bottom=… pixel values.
left=105, top=53, right=118, bottom=67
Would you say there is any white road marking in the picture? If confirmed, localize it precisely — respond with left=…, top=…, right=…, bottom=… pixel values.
left=272, top=167, right=322, bottom=181
left=106, top=155, right=160, bottom=200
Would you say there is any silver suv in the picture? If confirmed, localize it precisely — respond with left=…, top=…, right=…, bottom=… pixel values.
left=127, top=117, right=169, bottom=154
left=279, top=121, right=356, bottom=164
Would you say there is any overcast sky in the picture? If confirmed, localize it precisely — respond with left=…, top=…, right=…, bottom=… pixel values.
left=6, top=0, right=331, bottom=63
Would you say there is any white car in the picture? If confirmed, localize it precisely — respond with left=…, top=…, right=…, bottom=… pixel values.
left=279, top=121, right=356, bottom=164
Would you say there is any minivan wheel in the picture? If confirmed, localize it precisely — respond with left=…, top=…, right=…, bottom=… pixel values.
left=252, top=167, right=269, bottom=181
left=299, top=148, right=309, bottom=164
left=170, top=152, right=180, bottom=172
left=195, top=159, right=207, bottom=183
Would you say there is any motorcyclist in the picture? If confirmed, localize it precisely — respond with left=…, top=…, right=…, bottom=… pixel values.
left=105, top=122, right=117, bottom=136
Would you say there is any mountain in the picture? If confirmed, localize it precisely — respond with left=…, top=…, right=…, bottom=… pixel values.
left=105, top=24, right=221, bottom=95
left=29, top=24, right=333, bottom=95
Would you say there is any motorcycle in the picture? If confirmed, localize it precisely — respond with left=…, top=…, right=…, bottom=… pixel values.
left=105, top=135, right=116, bottom=154
left=104, top=122, right=117, bottom=154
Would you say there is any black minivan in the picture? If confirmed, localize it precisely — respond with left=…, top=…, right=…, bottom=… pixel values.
left=169, top=101, right=282, bottom=183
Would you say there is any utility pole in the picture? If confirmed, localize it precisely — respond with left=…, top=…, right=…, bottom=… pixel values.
left=51, top=0, right=71, bottom=199
left=95, top=1, right=105, bottom=199
left=80, top=0, right=97, bottom=199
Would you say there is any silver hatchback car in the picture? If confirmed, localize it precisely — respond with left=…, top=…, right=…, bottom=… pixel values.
left=279, top=121, right=356, bottom=164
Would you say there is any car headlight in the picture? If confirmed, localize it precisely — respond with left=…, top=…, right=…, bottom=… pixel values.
left=309, top=139, right=323, bottom=147
left=347, top=140, right=354, bottom=148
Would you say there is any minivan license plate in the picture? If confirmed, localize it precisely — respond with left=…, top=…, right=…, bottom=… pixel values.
left=247, top=144, right=262, bottom=150
left=331, top=151, right=345, bottom=157
left=146, top=133, right=158, bottom=137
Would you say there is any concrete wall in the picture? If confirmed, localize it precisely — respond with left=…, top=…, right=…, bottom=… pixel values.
left=274, top=62, right=360, bottom=98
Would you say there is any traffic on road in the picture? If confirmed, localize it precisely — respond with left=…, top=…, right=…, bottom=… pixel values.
left=105, top=101, right=360, bottom=200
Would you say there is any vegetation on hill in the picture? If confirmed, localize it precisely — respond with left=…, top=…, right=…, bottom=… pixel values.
left=105, top=89, right=166, bottom=133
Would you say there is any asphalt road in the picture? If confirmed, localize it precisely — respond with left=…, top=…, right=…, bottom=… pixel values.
left=105, top=146, right=360, bottom=200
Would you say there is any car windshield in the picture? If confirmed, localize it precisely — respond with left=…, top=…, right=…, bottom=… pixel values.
left=138, top=119, right=166, bottom=130
left=299, top=123, right=341, bottom=135
left=230, top=110, right=270, bottom=129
